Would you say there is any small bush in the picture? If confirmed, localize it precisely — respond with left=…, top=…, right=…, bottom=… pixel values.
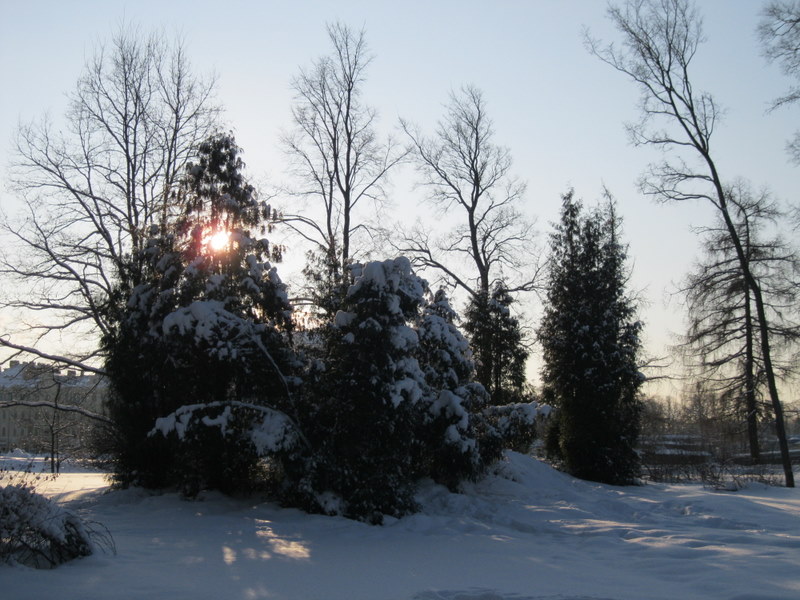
left=0, top=472, right=114, bottom=568
left=485, top=401, right=547, bottom=454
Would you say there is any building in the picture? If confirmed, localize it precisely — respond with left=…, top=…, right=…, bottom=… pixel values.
left=0, top=361, right=108, bottom=455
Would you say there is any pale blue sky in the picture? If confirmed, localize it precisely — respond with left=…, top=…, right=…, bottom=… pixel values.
left=0, top=1, right=796, bottom=394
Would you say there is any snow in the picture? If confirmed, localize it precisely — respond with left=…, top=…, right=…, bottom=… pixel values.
left=249, top=409, right=298, bottom=454
left=391, top=324, right=419, bottom=351
left=2, top=452, right=799, bottom=600
left=333, top=310, right=356, bottom=328
left=430, top=390, right=468, bottom=427
left=389, top=373, right=424, bottom=407
left=162, top=299, right=234, bottom=340
left=346, top=257, right=426, bottom=312
left=150, top=402, right=298, bottom=454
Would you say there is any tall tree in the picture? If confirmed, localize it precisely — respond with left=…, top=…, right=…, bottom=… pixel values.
left=679, top=183, right=799, bottom=462
left=760, top=0, right=800, bottom=163
left=588, top=0, right=795, bottom=486
left=399, top=86, right=537, bottom=400
left=1, top=26, right=220, bottom=373
left=103, top=133, right=299, bottom=491
left=538, top=192, right=643, bottom=485
left=281, top=23, right=406, bottom=317
left=399, top=85, right=537, bottom=298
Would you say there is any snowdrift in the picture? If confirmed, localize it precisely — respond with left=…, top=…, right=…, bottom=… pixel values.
left=2, top=452, right=799, bottom=600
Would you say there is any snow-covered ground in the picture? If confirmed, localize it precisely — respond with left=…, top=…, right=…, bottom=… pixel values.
left=2, top=452, right=798, bottom=600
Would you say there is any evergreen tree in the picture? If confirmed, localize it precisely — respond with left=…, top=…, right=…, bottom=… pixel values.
left=300, top=248, right=351, bottom=322
left=416, top=289, right=502, bottom=489
left=296, top=263, right=513, bottom=521
left=299, top=257, right=429, bottom=522
left=463, top=283, right=529, bottom=405
left=104, top=133, right=300, bottom=492
left=537, top=191, right=643, bottom=485
left=418, top=289, right=475, bottom=391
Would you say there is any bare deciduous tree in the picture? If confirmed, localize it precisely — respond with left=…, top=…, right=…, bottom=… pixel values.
left=0, top=26, right=220, bottom=371
left=398, top=85, right=538, bottom=299
left=759, top=0, right=800, bottom=162
left=679, top=182, right=799, bottom=462
left=281, top=23, right=406, bottom=315
left=588, top=0, right=795, bottom=486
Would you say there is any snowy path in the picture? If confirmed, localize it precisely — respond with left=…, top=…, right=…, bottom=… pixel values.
left=2, top=453, right=798, bottom=600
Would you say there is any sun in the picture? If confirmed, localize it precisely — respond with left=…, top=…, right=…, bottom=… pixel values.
left=208, top=230, right=230, bottom=252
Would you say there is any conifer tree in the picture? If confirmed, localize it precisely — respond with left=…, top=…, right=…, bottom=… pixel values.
left=104, top=133, right=299, bottom=492
left=680, top=183, right=799, bottom=463
left=300, top=257, right=428, bottom=522
left=538, top=191, right=643, bottom=485
left=416, top=289, right=502, bottom=488
left=463, top=283, right=529, bottom=405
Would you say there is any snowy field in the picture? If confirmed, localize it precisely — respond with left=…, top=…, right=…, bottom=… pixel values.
left=2, top=452, right=799, bottom=600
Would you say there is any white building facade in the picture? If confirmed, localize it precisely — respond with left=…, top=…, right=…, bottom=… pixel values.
left=0, top=361, right=108, bottom=454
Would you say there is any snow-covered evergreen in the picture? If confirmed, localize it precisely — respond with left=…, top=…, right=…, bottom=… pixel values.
left=463, top=283, right=529, bottom=406
left=293, top=262, right=538, bottom=521
left=538, top=191, right=643, bottom=485
left=104, top=133, right=300, bottom=492
left=105, top=171, right=545, bottom=516
left=296, top=257, right=429, bottom=522
left=417, top=289, right=500, bottom=488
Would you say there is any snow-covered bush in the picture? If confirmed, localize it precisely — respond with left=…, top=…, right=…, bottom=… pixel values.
left=484, top=401, right=550, bottom=454
left=416, top=289, right=503, bottom=489
left=151, top=401, right=303, bottom=496
left=291, top=262, right=535, bottom=522
left=0, top=483, right=113, bottom=568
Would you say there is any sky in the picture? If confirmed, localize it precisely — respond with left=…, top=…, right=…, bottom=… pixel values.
left=0, top=0, right=797, bottom=396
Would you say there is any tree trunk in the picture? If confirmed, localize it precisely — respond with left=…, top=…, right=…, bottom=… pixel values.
left=712, top=172, right=794, bottom=486
left=743, top=286, right=761, bottom=463
left=49, top=427, right=56, bottom=474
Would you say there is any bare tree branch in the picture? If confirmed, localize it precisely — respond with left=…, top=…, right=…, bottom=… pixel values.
left=398, top=85, right=540, bottom=299
left=279, top=23, right=407, bottom=317
left=0, top=399, right=111, bottom=425
left=1, top=25, right=220, bottom=371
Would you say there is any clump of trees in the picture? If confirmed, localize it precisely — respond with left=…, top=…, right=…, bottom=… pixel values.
left=294, top=258, right=508, bottom=521
left=639, top=386, right=800, bottom=486
left=99, top=130, right=543, bottom=522
left=0, top=21, right=550, bottom=527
